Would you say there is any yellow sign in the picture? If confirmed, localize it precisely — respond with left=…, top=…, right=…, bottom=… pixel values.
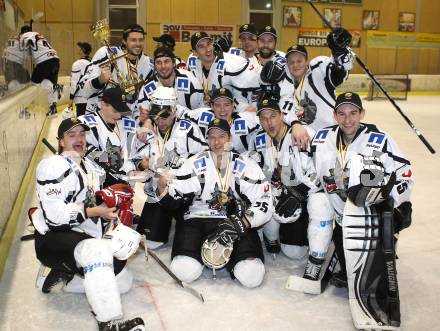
left=367, top=31, right=440, bottom=49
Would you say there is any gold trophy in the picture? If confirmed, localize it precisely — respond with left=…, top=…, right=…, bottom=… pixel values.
left=90, top=19, right=138, bottom=95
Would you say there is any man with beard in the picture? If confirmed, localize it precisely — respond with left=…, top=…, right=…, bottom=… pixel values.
left=186, top=32, right=261, bottom=112
left=137, top=46, right=204, bottom=110
left=256, top=26, right=286, bottom=67
left=78, top=24, right=153, bottom=115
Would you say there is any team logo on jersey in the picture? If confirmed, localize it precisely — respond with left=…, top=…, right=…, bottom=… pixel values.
left=230, top=48, right=241, bottom=56
left=255, top=133, right=267, bottom=149
left=188, top=56, right=196, bottom=70
left=143, top=81, right=157, bottom=95
left=123, top=118, right=136, bottom=133
left=367, top=132, right=385, bottom=146
left=199, top=111, right=214, bottom=126
left=274, top=56, right=286, bottom=65
left=207, top=184, right=233, bottom=211
left=233, top=158, right=246, bottom=175
left=193, top=156, right=207, bottom=174
left=46, top=188, right=61, bottom=196
left=313, top=129, right=329, bottom=143
left=216, top=60, right=225, bottom=75
left=179, top=119, right=191, bottom=130
left=234, top=119, right=246, bottom=134
left=176, top=77, right=190, bottom=93
left=83, top=115, right=97, bottom=125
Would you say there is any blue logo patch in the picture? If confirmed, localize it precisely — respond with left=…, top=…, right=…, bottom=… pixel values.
left=188, top=56, right=196, bottom=70
left=143, top=81, right=157, bottom=95
left=194, top=157, right=206, bottom=170
left=179, top=120, right=191, bottom=130
left=83, top=115, right=97, bottom=124
left=255, top=134, right=267, bottom=148
left=230, top=48, right=241, bottom=56
left=368, top=132, right=385, bottom=145
left=176, top=78, right=190, bottom=93
left=216, top=60, right=225, bottom=74
left=234, top=119, right=246, bottom=134
left=123, top=118, right=136, bottom=132
left=199, top=111, right=214, bottom=125
left=233, top=159, right=246, bottom=175
left=314, top=129, right=329, bottom=141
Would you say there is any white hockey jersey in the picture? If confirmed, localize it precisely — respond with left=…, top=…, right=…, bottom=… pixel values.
left=310, top=124, right=413, bottom=223
left=250, top=125, right=320, bottom=195
left=79, top=111, right=138, bottom=176
left=186, top=52, right=261, bottom=112
left=70, top=57, right=91, bottom=104
left=281, top=55, right=352, bottom=131
left=159, top=150, right=272, bottom=227
left=177, top=107, right=260, bottom=153
left=3, top=37, right=27, bottom=64
left=35, top=154, right=106, bottom=238
left=137, top=68, right=204, bottom=110
left=78, top=45, right=153, bottom=113
left=19, top=32, right=58, bottom=65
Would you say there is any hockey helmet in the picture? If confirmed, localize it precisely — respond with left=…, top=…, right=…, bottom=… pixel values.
left=150, top=86, right=177, bottom=118
left=201, top=239, right=233, bottom=269
left=106, top=223, right=141, bottom=260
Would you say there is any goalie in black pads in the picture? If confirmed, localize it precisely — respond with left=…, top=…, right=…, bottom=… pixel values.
left=309, top=92, right=413, bottom=330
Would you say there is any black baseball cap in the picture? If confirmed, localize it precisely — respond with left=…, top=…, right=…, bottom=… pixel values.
left=154, top=46, right=175, bottom=60
left=191, top=32, right=212, bottom=50
left=153, top=34, right=176, bottom=48
left=57, top=118, right=90, bottom=139
left=258, top=26, right=277, bottom=39
left=207, top=118, right=231, bottom=135
left=77, top=42, right=92, bottom=55
left=210, top=87, right=233, bottom=103
left=256, top=97, right=281, bottom=116
left=122, top=24, right=145, bottom=39
left=239, top=23, right=257, bottom=37
left=102, top=87, right=131, bottom=114
left=286, top=45, right=307, bottom=58
left=335, top=92, right=363, bottom=111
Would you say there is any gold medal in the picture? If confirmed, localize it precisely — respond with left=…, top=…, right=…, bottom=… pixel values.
left=219, top=192, right=229, bottom=205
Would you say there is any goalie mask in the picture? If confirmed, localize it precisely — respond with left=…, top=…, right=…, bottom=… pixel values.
left=104, top=223, right=141, bottom=260
left=201, top=239, right=233, bottom=270
left=150, top=86, right=177, bottom=119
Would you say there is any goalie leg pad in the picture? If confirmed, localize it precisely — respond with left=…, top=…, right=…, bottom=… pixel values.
left=74, top=239, right=122, bottom=322
left=233, top=258, right=265, bottom=288
left=170, top=255, right=203, bottom=284
left=307, top=192, right=334, bottom=259
left=343, top=199, right=400, bottom=330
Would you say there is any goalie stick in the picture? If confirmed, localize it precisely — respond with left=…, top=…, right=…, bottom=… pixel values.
left=286, top=242, right=337, bottom=295
left=306, top=0, right=436, bottom=155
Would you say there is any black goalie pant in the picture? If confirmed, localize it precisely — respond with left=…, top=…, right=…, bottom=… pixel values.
left=31, top=58, right=60, bottom=85
left=34, top=230, right=126, bottom=276
left=137, top=201, right=184, bottom=244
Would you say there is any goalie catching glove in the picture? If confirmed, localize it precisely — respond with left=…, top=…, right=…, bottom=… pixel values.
left=347, top=154, right=396, bottom=207
left=95, top=183, right=135, bottom=226
left=273, top=186, right=305, bottom=223
left=261, top=60, right=286, bottom=85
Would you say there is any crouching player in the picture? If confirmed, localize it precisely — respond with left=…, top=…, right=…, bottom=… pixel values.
left=310, top=92, right=413, bottom=329
left=156, top=119, right=272, bottom=288
left=31, top=118, right=145, bottom=331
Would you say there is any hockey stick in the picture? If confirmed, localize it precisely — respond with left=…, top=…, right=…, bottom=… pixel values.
left=306, top=0, right=436, bottom=155
left=42, top=138, right=58, bottom=154
left=140, top=239, right=205, bottom=303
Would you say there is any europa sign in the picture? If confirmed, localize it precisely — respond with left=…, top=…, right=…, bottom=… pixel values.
left=298, top=28, right=361, bottom=48
left=160, top=24, right=235, bottom=43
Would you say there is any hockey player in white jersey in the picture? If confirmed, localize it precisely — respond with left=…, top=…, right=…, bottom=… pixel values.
left=78, top=87, right=138, bottom=187
left=152, top=33, right=185, bottom=68
left=310, top=92, right=413, bottom=329
left=155, top=118, right=272, bottom=288
left=31, top=118, right=145, bottom=331
left=68, top=42, right=92, bottom=116
left=178, top=87, right=260, bottom=153
left=251, top=98, right=333, bottom=281
left=137, top=47, right=204, bottom=111
left=78, top=24, right=153, bottom=114
left=229, top=24, right=259, bottom=65
left=20, top=29, right=61, bottom=116
left=282, top=28, right=355, bottom=148
left=131, top=86, right=208, bottom=249
left=256, top=26, right=286, bottom=67
left=186, top=31, right=261, bottom=112
left=3, top=25, right=31, bottom=91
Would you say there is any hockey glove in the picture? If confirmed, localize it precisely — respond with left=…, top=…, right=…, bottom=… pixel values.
left=261, top=60, right=286, bottom=85
left=347, top=154, right=396, bottom=207
left=226, top=199, right=246, bottom=219
left=207, top=216, right=247, bottom=246
left=298, top=91, right=317, bottom=124
left=394, top=201, right=412, bottom=232
left=327, top=27, right=352, bottom=56
left=95, top=183, right=135, bottom=226
left=213, top=36, right=231, bottom=54
left=273, top=187, right=304, bottom=223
